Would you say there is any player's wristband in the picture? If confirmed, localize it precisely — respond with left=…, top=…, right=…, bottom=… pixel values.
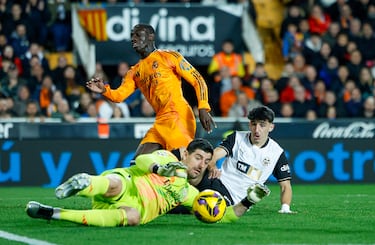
left=152, top=164, right=159, bottom=174
left=241, top=197, right=254, bottom=209
left=281, top=203, right=290, bottom=212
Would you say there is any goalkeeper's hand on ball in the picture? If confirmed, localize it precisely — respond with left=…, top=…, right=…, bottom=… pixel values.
left=154, top=162, right=187, bottom=178
left=278, top=204, right=297, bottom=214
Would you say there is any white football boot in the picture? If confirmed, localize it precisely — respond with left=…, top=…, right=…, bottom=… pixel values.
left=55, top=173, right=91, bottom=199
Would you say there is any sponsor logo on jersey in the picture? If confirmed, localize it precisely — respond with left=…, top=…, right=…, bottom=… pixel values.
left=236, top=160, right=250, bottom=174
left=281, top=164, right=290, bottom=173
left=156, top=150, right=169, bottom=156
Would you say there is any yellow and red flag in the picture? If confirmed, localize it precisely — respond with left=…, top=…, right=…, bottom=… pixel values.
left=77, top=7, right=108, bottom=41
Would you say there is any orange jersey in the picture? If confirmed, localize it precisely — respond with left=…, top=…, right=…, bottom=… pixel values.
left=102, top=50, right=211, bottom=149
left=102, top=49, right=210, bottom=114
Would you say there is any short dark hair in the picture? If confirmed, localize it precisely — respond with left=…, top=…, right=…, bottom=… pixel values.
left=134, top=23, right=155, bottom=35
left=187, top=138, right=214, bottom=155
left=247, top=106, right=275, bottom=123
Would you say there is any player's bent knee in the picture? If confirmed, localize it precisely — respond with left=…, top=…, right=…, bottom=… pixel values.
left=104, top=174, right=123, bottom=197
left=122, top=207, right=141, bottom=226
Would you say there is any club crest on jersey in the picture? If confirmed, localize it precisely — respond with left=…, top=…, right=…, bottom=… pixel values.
left=262, top=157, right=271, bottom=166
left=152, top=61, right=158, bottom=69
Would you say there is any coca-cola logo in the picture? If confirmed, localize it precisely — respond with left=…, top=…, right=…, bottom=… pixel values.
left=313, top=122, right=375, bottom=138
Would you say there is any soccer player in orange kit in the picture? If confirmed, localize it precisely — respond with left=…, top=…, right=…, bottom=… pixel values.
left=86, top=24, right=216, bottom=159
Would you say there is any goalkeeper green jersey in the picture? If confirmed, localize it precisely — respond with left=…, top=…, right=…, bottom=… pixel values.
left=93, top=150, right=198, bottom=225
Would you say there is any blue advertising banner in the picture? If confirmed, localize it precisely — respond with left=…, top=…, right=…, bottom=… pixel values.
left=0, top=138, right=374, bottom=186
left=1, top=120, right=374, bottom=186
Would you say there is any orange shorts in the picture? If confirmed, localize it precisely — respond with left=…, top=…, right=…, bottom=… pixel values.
left=140, top=110, right=196, bottom=150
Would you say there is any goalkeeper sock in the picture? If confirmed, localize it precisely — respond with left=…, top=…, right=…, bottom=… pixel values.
left=59, top=208, right=128, bottom=227
left=78, top=175, right=110, bottom=197
left=218, top=206, right=239, bottom=223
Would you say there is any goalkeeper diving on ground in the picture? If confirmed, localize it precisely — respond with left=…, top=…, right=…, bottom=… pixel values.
left=26, top=138, right=270, bottom=227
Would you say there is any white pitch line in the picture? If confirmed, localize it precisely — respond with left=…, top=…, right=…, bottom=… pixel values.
left=0, top=230, right=57, bottom=245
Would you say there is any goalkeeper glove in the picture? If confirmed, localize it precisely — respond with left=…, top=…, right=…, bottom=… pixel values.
left=152, top=162, right=187, bottom=178
left=247, top=183, right=271, bottom=204
left=278, top=204, right=297, bottom=214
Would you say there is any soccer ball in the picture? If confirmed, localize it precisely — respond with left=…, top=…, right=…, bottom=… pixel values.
left=192, top=189, right=227, bottom=223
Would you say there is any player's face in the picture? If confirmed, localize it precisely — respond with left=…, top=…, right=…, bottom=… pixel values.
left=131, top=27, right=150, bottom=53
left=184, top=149, right=212, bottom=180
left=249, top=120, right=274, bottom=146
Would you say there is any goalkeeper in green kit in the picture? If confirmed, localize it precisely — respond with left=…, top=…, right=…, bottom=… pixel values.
left=26, top=138, right=270, bottom=227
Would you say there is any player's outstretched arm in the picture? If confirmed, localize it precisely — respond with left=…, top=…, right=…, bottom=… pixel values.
left=220, top=184, right=271, bottom=223
left=278, top=180, right=297, bottom=214
left=135, top=150, right=187, bottom=178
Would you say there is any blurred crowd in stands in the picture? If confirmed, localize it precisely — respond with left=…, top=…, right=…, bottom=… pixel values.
left=207, top=0, right=375, bottom=120
left=0, top=0, right=374, bottom=122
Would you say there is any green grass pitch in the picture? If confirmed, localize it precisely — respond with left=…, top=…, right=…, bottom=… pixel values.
left=0, top=184, right=374, bottom=245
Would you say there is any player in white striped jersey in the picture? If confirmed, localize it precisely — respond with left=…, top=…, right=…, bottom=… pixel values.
left=208, top=105, right=296, bottom=214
